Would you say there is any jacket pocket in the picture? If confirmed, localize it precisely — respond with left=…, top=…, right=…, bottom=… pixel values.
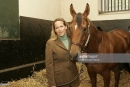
left=54, top=70, right=64, bottom=85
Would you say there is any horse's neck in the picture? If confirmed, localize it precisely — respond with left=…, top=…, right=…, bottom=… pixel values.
left=90, top=23, right=103, bottom=41
left=87, top=24, right=104, bottom=53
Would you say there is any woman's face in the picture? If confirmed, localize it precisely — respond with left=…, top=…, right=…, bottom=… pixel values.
left=54, top=21, right=67, bottom=36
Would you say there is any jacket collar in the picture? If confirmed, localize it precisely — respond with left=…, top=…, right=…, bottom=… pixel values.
left=54, top=36, right=71, bottom=51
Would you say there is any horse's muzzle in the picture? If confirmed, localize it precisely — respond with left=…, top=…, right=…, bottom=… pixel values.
left=69, top=53, right=78, bottom=62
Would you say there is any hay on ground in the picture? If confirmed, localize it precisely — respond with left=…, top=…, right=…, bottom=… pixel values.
left=0, top=63, right=130, bottom=87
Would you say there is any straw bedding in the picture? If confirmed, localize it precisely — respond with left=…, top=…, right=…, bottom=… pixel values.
left=0, top=63, right=130, bottom=87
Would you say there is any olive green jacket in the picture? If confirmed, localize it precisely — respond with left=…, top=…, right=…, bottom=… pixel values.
left=45, top=37, right=79, bottom=87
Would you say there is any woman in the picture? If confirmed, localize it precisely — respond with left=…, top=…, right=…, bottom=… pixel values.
left=45, top=18, right=80, bottom=87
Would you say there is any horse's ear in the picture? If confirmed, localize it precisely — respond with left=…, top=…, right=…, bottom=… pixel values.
left=83, top=3, right=90, bottom=17
left=70, top=4, right=76, bottom=18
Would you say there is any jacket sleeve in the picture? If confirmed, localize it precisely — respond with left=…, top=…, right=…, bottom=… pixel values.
left=45, top=41, right=56, bottom=86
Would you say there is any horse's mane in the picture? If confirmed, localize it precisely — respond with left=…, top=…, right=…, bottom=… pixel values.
left=87, top=18, right=104, bottom=31
left=97, top=26, right=103, bottom=31
left=87, top=18, right=97, bottom=30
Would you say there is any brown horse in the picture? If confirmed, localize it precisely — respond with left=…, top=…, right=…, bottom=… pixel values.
left=69, top=3, right=130, bottom=87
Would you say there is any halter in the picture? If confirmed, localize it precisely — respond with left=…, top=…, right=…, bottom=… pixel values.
left=72, top=23, right=91, bottom=52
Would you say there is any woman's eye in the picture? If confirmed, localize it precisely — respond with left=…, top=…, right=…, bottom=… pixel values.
left=55, top=27, right=58, bottom=29
left=60, top=26, right=63, bottom=28
left=69, top=27, right=72, bottom=31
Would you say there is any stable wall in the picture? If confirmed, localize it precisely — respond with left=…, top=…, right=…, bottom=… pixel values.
left=18, top=0, right=95, bottom=21
left=60, top=0, right=130, bottom=21
left=19, top=0, right=130, bottom=21
left=19, top=0, right=61, bottom=21
left=0, top=0, right=56, bottom=81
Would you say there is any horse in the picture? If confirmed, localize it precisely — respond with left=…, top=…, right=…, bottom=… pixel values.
left=69, top=3, right=130, bottom=87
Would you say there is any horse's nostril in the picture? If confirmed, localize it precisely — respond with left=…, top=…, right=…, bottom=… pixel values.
left=69, top=52, right=79, bottom=62
left=76, top=53, right=78, bottom=58
left=74, top=53, right=79, bottom=62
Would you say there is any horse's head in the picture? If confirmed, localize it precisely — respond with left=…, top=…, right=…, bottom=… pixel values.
left=69, top=3, right=90, bottom=60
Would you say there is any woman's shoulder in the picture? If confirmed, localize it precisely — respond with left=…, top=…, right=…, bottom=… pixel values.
left=46, top=39, right=55, bottom=45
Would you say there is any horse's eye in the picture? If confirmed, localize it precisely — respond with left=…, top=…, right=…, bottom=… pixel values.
left=69, top=27, right=72, bottom=31
left=83, top=28, right=86, bottom=32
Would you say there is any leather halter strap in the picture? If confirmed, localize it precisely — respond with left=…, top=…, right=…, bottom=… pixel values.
left=71, top=42, right=83, bottom=48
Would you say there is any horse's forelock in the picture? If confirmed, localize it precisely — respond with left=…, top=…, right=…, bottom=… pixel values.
left=76, top=13, right=82, bottom=27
